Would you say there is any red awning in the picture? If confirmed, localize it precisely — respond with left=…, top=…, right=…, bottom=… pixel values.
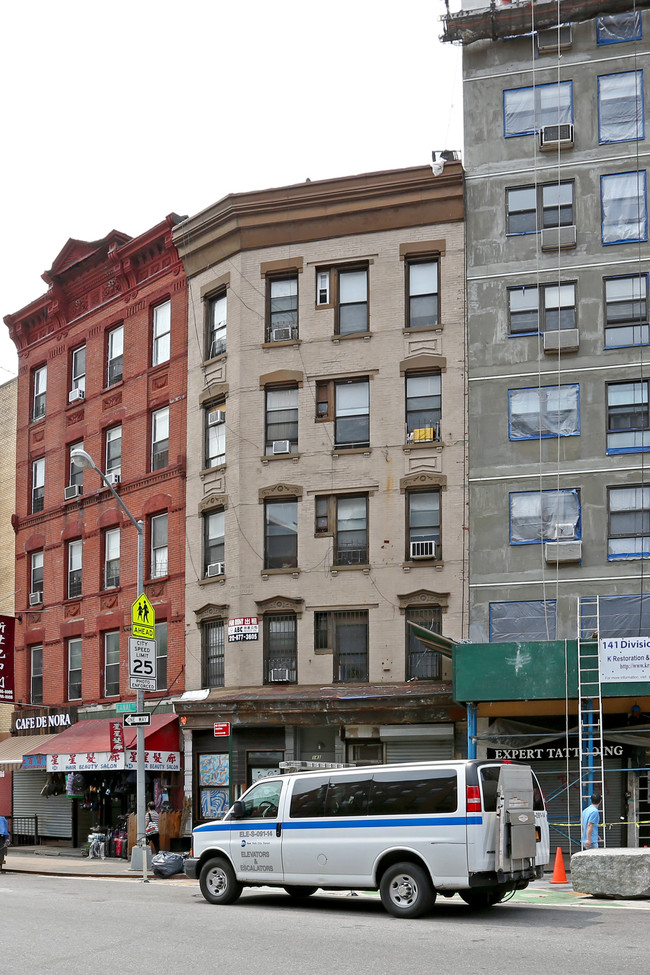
left=124, top=713, right=179, bottom=752
left=22, top=714, right=179, bottom=756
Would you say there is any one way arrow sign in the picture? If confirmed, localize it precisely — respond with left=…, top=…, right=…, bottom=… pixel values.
left=123, top=712, right=151, bottom=727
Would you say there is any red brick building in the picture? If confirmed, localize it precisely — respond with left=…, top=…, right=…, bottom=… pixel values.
left=3, top=214, right=187, bottom=843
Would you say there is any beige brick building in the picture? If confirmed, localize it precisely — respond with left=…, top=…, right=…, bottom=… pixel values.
left=0, top=377, right=17, bottom=734
left=173, top=165, right=467, bottom=820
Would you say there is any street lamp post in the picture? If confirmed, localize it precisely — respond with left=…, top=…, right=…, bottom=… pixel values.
left=71, top=449, right=148, bottom=872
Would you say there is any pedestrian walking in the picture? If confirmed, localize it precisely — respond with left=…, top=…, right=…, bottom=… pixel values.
left=581, top=792, right=602, bottom=849
left=145, top=801, right=160, bottom=853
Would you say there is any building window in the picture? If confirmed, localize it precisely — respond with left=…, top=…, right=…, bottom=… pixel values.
left=264, top=614, right=297, bottom=683
left=607, top=382, right=650, bottom=454
left=32, top=365, right=46, bottom=421
left=265, top=387, right=298, bottom=456
left=597, top=12, right=642, bottom=44
left=407, top=490, right=441, bottom=561
left=155, top=621, right=167, bottom=691
left=105, top=425, right=122, bottom=478
left=268, top=276, right=298, bottom=342
left=150, top=513, right=169, bottom=578
left=30, top=550, right=43, bottom=601
left=489, top=601, right=557, bottom=642
left=104, top=527, right=120, bottom=588
left=32, top=458, right=45, bottom=513
left=335, top=495, right=368, bottom=566
left=337, top=268, right=368, bottom=335
left=107, top=325, right=124, bottom=386
left=67, top=637, right=82, bottom=701
left=508, top=283, right=576, bottom=334
left=506, top=181, right=573, bottom=235
left=503, top=81, right=573, bottom=137
left=334, top=379, right=370, bottom=448
left=609, top=486, right=650, bottom=560
left=315, top=610, right=368, bottom=683
left=264, top=499, right=298, bottom=569
left=104, top=631, right=120, bottom=697
left=70, top=345, right=86, bottom=398
left=508, top=384, right=580, bottom=440
left=68, top=441, right=84, bottom=489
left=406, top=606, right=442, bottom=680
left=67, top=539, right=82, bottom=599
left=202, top=619, right=225, bottom=688
left=407, top=260, right=439, bottom=329
left=30, top=645, right=43, bottom=705
left=598, top=71, right=644, bottom=143
left=151, top=406, right=169, bottom=471
left=204, top=510, right=225, bottom=577
left=207, top=291, right=227, bottom=359
left=406, top=373, right=441, bottom=443
left=152, top=299, right=171, bottom=365
left=205, top=404, right=226, bottom=468
left=604, top=274, right=649, bottom=348
left=582, top=593, right=650, bottom=640
left=509, top=489, right=580, bottom=544
left=601, top=171, right=648, bottom=245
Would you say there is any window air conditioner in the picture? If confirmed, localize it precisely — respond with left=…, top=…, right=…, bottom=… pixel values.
left=207, top=409, right=226, bottom=426
left=105, top=472, right=121, bottom=486
left=554, top=522, right=576, bottom=540
left=206, top=561, right=225, bottom=578
left=540, top=123, right=574, bottom=151
left=271, top=326, right=293, bottom=342
left=64, top=484, right=82, bottom=501
left=29, top=591, right=43, bottom=607
left=536, top=24, right=572, bottom=53
left=269, top=668, right=290, bottom=682
left=410, top=540, right=438, bottom=560
left=272, top=440, right=291, bottom=454
left=68, top=388, right=85, bottom=403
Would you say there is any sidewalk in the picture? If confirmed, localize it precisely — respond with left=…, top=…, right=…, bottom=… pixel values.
left=1, top=844, right=160, bottom=879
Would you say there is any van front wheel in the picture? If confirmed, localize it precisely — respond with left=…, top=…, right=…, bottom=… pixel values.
left=380, top=862, right=436, bottom=918
left=199, top=857, right=243, bottom=905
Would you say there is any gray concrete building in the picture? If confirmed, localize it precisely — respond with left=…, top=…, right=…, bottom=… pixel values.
left=172, top=165, right=467, bottom=820
left=444, top=1, right=650, bottom=643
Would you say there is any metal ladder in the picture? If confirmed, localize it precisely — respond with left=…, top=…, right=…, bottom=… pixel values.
left=578, top=596, right=606, bottom=847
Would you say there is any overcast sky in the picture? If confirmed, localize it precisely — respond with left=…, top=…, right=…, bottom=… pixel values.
left=0, top=0, right=462, bottom=383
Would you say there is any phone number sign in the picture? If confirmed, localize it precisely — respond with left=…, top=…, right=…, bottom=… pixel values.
left=228, top=617, right=259, bottom=643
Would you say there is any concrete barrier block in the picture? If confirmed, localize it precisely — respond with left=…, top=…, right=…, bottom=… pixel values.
left=571, top=849, right=650, bottom=899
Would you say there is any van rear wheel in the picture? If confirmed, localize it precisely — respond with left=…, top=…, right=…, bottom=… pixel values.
left=380, top=862, right=436, bottom=918
left=459, top=886, right=507, bottom=909
left=199, top=857, right=243, bottom=905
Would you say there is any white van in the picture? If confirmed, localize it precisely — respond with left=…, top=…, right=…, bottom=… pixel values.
left=186, top=759, right=550, bottom=918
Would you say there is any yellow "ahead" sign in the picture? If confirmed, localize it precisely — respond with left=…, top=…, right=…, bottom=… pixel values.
left=131, top=593, right=155, bottom=640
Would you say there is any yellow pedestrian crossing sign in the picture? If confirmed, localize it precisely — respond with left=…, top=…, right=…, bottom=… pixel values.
left=131, top=593, right=155, bottom=640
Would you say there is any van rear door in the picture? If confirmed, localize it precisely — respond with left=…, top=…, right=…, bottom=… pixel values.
left=495, top=764, right=537, bottom=875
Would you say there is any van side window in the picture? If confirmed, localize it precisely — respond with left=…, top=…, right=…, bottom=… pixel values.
left=289, top=775, right=330, bottom=818
left=325, top=774, right=373, bottom=817
left=370, top=769, right=457, bottom=815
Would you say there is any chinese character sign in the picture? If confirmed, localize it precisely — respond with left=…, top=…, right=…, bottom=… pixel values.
left=0, top=615, right=15, bottom=703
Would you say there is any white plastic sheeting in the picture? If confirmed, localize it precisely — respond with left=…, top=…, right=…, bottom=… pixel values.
left=598, top=71, right=644, bottom=143
left=504, top=81, right=572, bottom=136
left=510, top=488, right=580, bottom=543
left=601, top=171, right=647, bottom=244
left=509, top=384, right=579, bottom=439
left=489, top=600, right=557, bottom=642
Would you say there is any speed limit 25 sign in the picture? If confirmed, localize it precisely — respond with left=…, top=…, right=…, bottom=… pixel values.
left=128, top=637, right=157, bottom=690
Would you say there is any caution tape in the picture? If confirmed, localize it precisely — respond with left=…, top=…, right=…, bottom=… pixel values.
left=550, top=819, right=650, bottom=828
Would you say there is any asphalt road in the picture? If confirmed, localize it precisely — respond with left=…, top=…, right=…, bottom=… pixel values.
left=1, top=873, right=648, bottom=975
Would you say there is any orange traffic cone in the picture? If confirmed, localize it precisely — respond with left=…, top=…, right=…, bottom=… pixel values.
left=550, top=846, right=568, bottom=884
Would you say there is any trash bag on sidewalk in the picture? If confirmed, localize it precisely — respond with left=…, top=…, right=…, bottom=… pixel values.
left=152, top=851, right=186, bottom=878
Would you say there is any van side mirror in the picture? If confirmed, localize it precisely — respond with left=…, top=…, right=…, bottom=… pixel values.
left=230, top=800, right=245, bottom=820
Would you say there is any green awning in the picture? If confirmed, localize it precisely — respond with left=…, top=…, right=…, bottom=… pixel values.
left=408, top=623, right=456, bottom=660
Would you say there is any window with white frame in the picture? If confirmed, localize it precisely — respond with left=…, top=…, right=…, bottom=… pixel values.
left=597, top=12, right=642, bottom=44
left=604, top=274, right=649, bottom=348
left=150, top=512, right=169, bottom=578
left=205, top=403, right=226, bottom=468
left=207, top=292, right=227, bottom=359
left=607, top=381, right=650, bottom=453
left=70, top=345, right=86, bottom=397
left=152, top=299, right=171, bottom=365
left=598, top=71, right=644, bottom=143
left=30, top=550, right=43, bottom=599
left=334, top=379, right=370, bottom=447
left=608, top=486, right=650, bottom=560
left=31, top=645, right=43, bottom=704
left=265, top=387, right=298, bottom=455
left=201, top=619, right=225, bottom=687
left=32, top=365, right=46, bottom=421
left=264, top=499, right=298, bottom=569
left=32, top=457, right=45, bottom=513
left=67, top=539, right=82, bottom=598
left=407, top=490, right=441, bottom=561
left=503, top=81, right=573, bottom=137
left=405, top=372, right=441, bottom=442
left=105, top=425, right=122, bottom=477
left=107, top=324, right=124, bottom=386
left=509, top=384, right=580, bottom=440
left=508, top=283, right=577, bottom=334
left=601, top=171, right=648, bottom=245
left=155, top=621, right=167, bottom=690
left=335, top=495, right=368, bottom=566
left=68, top=441, right=84, bottom=488
left=67, top=637, right=82, bottom=701
left=268, top=276, right=298, bottom=342
left=489, top=601, right=557, bottom=642
left=204, top=510, right=225, bottom=577
left=314, top=609, right=369, bottom=682
left=509, top=489, right=580, bottom=543
left=407, top=260, right=439, bottom=329
left=337, top=267, right=368, bottom=335
left=151, top=406, right=169, bottom=471
left=507, top=182, right=574, bottom=235
left=104, top=527, right=120, bottom=588
left=104, top=631, right=120, bottom=697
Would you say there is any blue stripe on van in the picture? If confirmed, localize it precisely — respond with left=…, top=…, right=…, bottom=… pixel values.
left=195, top=816, right=483, bottom=833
